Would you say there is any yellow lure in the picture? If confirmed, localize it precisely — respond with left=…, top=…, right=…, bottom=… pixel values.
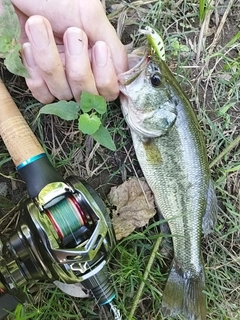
left=140, top=26, right=166, bottom=61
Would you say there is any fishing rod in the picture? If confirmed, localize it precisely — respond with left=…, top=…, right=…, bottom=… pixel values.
left=0, top=80, right=121, bottom=320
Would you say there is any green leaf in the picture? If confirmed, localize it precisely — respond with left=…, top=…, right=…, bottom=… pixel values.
left=39, top=101, right=80, bottom=120
left=225, top=31, right=240, bottom=48
left=92, top=125, right=116, bottom=151
left=199, top=0, right=205, bottom=23
left=14, top=302, right=23, bottom=319
left=78, top=113, right=101, bottom=135
left=0, top=0, right=20, bottom=39
left=0, top=195, right=14, bottom=209
left=0, top=36, right=13, bottom=56
left=5, top=44, right=29, bottom=77
left=80, top=91, right=107, bottom=114
left=0, top=0, right=29, bottom=77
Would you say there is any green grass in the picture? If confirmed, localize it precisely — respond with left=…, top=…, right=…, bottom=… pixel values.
left=1, top=0, right=240, bottom=319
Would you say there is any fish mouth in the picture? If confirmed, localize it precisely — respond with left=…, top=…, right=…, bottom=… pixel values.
left=118, top=51, right=149, bottom=88
left=118, top=51, right=149, bottom=116
left=118, top=52, right=154, bottom=138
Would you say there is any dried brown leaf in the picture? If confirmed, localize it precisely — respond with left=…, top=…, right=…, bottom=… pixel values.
left=54, top=281, right=89, bottom=298
left=108, top=177, right=156, bottom=240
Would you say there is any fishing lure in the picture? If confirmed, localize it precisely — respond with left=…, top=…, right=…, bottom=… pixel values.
left=140, top=26, right=166, bottom=61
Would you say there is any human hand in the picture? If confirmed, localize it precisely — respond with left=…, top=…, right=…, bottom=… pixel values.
left=10, top=0, right=128, bottom=103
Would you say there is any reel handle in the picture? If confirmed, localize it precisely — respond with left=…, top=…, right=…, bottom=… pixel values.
left=0, top=80, right=44, bottom=167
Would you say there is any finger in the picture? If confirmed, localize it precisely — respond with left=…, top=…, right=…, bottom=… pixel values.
left=11, top=0, right=128, bottom=74
left=92, top=41, right=119, bottom=101
left=78, top=0, right=128, bottom=75
left=64, top=27, right=98, bottom=102
left=25, top=15, right=73, bottom=101
left=22, top=43, right=55, bottom=103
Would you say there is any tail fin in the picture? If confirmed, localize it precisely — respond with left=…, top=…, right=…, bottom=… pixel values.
left=162, top=260, right=206, bottom=320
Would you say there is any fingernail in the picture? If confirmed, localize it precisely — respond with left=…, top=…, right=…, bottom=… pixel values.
left=93, top=41, right=109, bottom=67
left=27, top=16, right=50, bottom=50
left=66, top=28, right=83, bottom=55
left=22, top=43, right=36, bottom=68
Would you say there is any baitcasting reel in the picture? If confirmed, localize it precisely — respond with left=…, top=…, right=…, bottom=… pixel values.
left=0, top=175, right=120, bottom=318
left=0, top=173, right=121, bottom=313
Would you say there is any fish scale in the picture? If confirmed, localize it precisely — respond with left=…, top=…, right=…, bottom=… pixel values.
left=119, top=54, right=217, bottom=320
left=131, top=122, right=207, bottom=272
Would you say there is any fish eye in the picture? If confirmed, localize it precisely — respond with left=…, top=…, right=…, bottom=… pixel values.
left=150, top=73, right=161, bottom=87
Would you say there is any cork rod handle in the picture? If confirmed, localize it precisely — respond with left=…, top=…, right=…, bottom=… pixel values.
left=0, top=80, right=44, bottom=167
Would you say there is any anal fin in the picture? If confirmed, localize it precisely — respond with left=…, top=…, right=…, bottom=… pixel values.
left=202, top=180, right=218, bottom=235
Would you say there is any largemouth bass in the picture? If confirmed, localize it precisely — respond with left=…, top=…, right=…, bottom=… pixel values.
left=118, top=52, right=217, bottom=319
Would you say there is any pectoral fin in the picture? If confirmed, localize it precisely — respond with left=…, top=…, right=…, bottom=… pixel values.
left=202, top=180, right=218, bottom=235
left=142, top=107, right=176, bottom=136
